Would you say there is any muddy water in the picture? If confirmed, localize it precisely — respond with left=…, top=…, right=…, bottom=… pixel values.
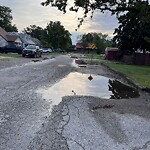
left=37, top=72, right=139, bottom=105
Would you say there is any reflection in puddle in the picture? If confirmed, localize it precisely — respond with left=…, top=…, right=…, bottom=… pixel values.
left=108, top=80, right=139, bottom=99
left=37, top=72, right=140, bottom=105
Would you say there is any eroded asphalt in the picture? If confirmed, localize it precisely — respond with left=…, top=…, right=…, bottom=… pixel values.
left=0, top=54, right=150, bottom=150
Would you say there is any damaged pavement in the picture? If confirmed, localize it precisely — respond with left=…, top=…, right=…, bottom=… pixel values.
left=0, top=54, right=150, bottom=150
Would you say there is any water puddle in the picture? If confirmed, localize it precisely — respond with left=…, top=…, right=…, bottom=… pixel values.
left=72, top=60, right=87, bottom=68
left=37, top=72, right=140, bottom=106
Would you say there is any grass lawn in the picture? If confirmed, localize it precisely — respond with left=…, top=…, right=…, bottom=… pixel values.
left=85, top=54, right=104, bottom=59
left=103, top=62, right=150, bottom=88
left=0, top=53, right=22, bottom=58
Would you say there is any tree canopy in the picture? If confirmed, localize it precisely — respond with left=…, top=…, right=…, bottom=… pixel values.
left=113, top=1, right=150, bottom=54
left=41, top=0, right=149, bottom=16
left=24, top=25, right=44, bottom=40
left=79, top=32, right=112, bottom=54
left=0, top=5, right=18, bottom=32
left=24, top=21, right=72, bottom=49
left=44, top=21, right=72, bottom=49
left=41, top=0, right=150, bottom=54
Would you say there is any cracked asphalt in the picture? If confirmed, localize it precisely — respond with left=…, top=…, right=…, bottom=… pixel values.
left=0, top=54, right=150, bottom=150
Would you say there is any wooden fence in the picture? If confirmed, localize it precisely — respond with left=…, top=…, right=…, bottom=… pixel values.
left=123, top=53, right=150, bottom=66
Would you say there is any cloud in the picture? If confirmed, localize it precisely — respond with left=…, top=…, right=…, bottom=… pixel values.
left=78, top=11, right=118, bottom=37
left=0, top=0, right=118, bottom=44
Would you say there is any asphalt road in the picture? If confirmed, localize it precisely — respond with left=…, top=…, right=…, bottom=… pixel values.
left=0, top=55, right=74, bottom=150
left=0, top=54, right=150, bottom=150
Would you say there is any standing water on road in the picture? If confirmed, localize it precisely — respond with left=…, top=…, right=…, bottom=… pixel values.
left=37, top=72, right=139, bottom=105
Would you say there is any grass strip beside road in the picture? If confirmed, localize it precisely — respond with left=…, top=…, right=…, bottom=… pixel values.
left=0, top=53, right=22, bottom=58
left=103, top=62, right=150, bottom=88
left=85, top=54, right=104, bottom=59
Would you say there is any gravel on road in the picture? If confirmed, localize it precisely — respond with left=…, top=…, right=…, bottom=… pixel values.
left=0, top=54, right=150, bottom=150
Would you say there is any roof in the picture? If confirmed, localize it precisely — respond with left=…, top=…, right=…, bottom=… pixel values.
left=0, top=27, right=8, bottom=40
left=105, top=47, right=119, bottom=51
left=0, top=27, right=20, bottom=42
left=31, top=37, right=41, bottom=46
left=76, top=43, right=83, bottom=49
left=18, top=33, right=35, bottom=45
left=9, top=32, right=35, bottom=45
left=6, top=35, right=19, bottom=42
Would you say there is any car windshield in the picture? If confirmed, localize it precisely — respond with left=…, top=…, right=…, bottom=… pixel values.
left=26, top=45, right=36, bottom=49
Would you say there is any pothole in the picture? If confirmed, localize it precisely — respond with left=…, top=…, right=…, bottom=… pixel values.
left=37, top=72, right=140, bottom=105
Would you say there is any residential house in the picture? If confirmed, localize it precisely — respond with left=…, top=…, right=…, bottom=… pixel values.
left=31, top=37, right=42, bottom=47
left=0, top=27, right=22, bottom=50
left=9, top=32, right=36, bottom=48
left=75, top=42, right=97, bottom=54
left=0, top=27, right=8, bottom=48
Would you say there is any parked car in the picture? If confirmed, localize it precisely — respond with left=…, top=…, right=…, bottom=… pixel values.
left=0, top=46, right=23, bottom=54
left=56, top=48, right=65, bottom=53
left=22, top=45, right=42, bottom=58
left=42, top=48, right=52, bottom=53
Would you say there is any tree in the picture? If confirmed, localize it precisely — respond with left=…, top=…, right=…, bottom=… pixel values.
left=41, top=0, right=150, bottom=55
left=24, top=25, right=44, bottom=40
left=93, top=33, right=112, bottom=54
left=79, top=32, right=112, bottom=54
left=24, top=21, right=72, bottom=49
left=0, top=5, right=18, bottom=32
left=80, top=33, right=93, bottom=49
left=41, top=0, right=149, bottom=23
left=113, top=1, right=150, bottom=54
left=44, top=21, right=72, bottom=49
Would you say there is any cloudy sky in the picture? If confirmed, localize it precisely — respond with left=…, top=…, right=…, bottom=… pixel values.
left=0, top=0, right=118, bottom=44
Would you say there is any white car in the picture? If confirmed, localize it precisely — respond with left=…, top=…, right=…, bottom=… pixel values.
left=42, top=48, right=52, bottom=53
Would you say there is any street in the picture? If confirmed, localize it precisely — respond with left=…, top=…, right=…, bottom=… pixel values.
left=0, top=54, right=150, bottom=150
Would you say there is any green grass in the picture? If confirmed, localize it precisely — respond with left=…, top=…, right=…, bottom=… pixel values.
left=104, top=62, right=150, bottom=88
left=85, top=54, right=104, bottom=59
left=0, top=53, right=22, bottom=58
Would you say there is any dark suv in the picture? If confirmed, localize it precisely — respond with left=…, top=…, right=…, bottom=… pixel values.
left=22, top=45, right=42, bottom=58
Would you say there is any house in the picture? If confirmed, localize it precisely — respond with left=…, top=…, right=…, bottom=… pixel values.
left=9, top=32, right=36, bottom=48
left=0, top=27, right=9, bottom=48
left=0, top=27, right=22, bottom=51
left=31, top=37, right=42, bottom=47
left=76, top=42, right=83, bottom=49
left=75, top=42, right=97, bottom=54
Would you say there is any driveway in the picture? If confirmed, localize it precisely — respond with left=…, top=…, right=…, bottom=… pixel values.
left=0, top=54, right=150, bottom=150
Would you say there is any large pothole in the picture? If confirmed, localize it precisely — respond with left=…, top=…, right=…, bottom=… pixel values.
left=37, top=72, right=140, bottom=105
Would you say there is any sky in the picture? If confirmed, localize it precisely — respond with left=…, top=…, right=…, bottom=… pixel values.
left=0, top=0, right=118, bottom=44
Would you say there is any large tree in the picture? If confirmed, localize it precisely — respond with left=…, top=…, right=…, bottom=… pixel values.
left=93, top=33, right=112, bottom=54
left=24, top=25, right=44, bottom=40
left=0, top=5, right=18, bottom=32
left=41, top=0, right=150, bottom=54
left=79, top=32, right=112, bottom=54
left=113, top=1, right=150, bottom=54
left=24, top=21, right=72, bottom=49
left=41, top=0, right=149, bottom=18
left=44, top=21, right=72, bottom=49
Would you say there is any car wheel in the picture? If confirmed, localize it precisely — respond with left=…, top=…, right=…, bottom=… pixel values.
left=39, top=54, right=42, bottom=57
left=34, top=53, right=37, bottom=58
